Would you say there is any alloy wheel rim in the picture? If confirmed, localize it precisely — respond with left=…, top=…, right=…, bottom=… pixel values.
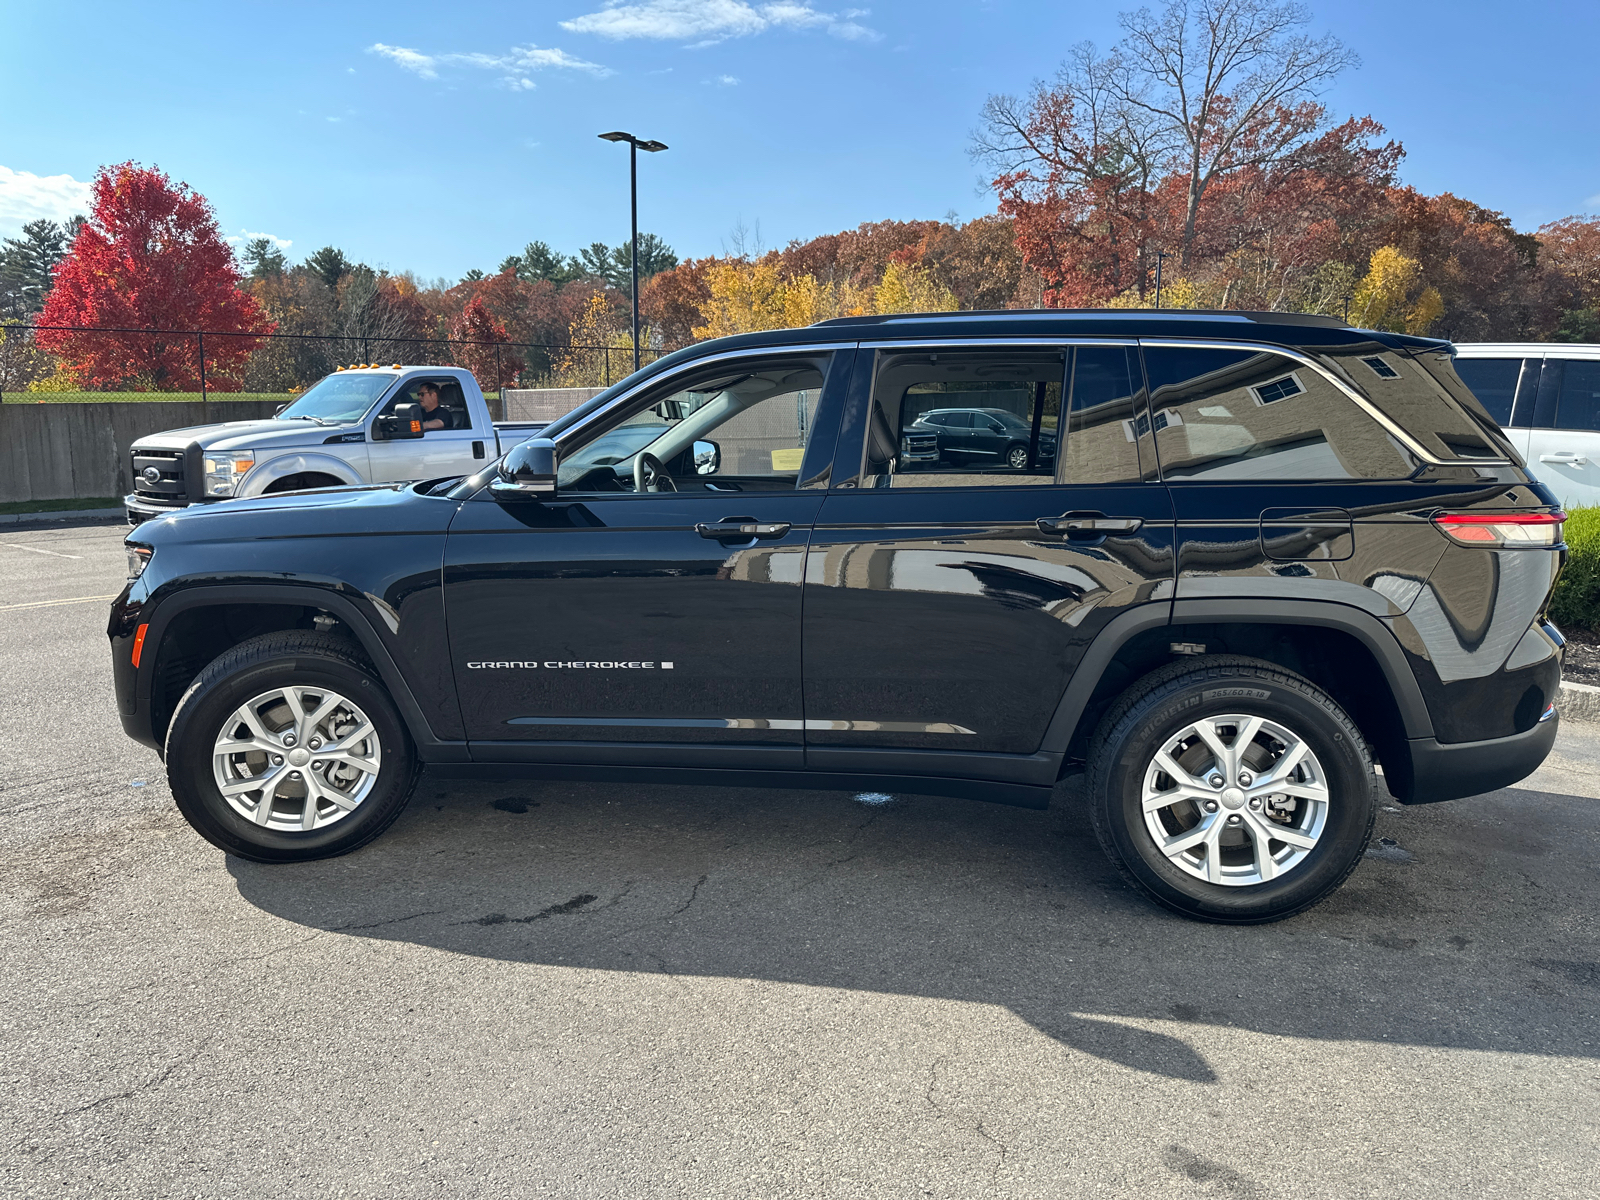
left=1140, top=712, right=1329, bottom=887
left=211, top=685, right=382, bottom=832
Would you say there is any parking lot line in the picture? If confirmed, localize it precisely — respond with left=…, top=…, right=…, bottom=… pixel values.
left=0, top=593, right=120, bottom=612
left=0, top=541, right=84, bottom=559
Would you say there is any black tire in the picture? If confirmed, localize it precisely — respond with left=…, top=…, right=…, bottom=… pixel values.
left=1085, top=655, right=1376, bottom=924
left=164, top=630, right=419, bottom=863
left=1004, top=443, right=1030, bottom=470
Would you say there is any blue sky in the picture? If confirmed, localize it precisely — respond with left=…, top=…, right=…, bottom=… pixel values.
left=3, top=0, right=1597, bottom=281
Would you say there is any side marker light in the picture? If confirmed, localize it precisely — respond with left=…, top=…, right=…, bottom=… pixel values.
left=131, top=623, right=149, bottom=668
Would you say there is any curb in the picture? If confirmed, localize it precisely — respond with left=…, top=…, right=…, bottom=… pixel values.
left=0, top=507, right=125, bottom=526
left=1560, top=680, right=1600, bottom=724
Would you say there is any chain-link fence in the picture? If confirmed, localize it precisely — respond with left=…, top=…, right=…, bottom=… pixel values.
left=0, top=322, right=668, bottom=407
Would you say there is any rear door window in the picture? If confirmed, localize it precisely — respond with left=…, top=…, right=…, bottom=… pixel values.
left=865, top=349, right=1064, bottom=486
left=1450, top=358, right=1522, bottom=426
left=1142, top=346, right=1418, bottom=481
left=1554, top=360, right=1600, bottom=431
left=1064, top=346, right=1145, bottom=484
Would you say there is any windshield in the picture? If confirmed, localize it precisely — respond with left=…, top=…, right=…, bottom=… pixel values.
left=277, top=373, right=396, bottom=423
left=556, top=424, right=671, bottom=486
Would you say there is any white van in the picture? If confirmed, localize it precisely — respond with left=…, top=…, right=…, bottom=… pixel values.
left=1454, top=343, right=1600, bottom=510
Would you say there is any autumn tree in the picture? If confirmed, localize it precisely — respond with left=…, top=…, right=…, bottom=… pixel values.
left=1350, top=246, right=1441, bottom=334
left=449, top=294, right=522, bottom=390
left=1115, top=0, right=1356, bottom=267
left=35, top=162, right=272, bottom=390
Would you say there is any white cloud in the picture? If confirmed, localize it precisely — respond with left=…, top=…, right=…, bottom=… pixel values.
left=0, top=166, right=93, bottom=239
left=705, top=74, right=739, bottom=85
left=369, top=42, right=437, bottom=78
left=366, top=41, right=610, bottom=90
left=224, top=228, right=293, bottom=250
left=560, top=1, right=879, bottom=43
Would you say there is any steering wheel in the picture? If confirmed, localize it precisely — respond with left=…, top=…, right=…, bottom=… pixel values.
left=634, top=451, right=676, bottom=493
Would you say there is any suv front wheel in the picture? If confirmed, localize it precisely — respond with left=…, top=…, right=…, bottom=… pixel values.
left=1086, top=656, right=1376, bottom=923
left=165, top=630, right=419, bottom=863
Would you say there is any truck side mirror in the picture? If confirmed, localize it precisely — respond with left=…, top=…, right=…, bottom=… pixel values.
left=490, top=437, right=557, bottom=501
left=375, top=402, right=426, bottom=441
left=693, top=440, right=720, bottom=475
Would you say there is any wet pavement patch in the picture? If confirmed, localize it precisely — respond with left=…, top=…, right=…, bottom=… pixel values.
left=1365, top=836, right=1416, bottom=864
left=491, top=797, right=537, bottom=814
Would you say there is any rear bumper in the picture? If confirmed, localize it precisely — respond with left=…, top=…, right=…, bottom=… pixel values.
left=1395, top=708, right=1559, bottom=804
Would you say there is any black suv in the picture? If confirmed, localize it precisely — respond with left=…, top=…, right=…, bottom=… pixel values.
left=907, top=407, right=1058, bottom=470
left=110, top=311, right=1568, bottom=923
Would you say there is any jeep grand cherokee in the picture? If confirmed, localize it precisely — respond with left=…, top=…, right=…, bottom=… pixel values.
left=110, top=310, right=1567, bottom=923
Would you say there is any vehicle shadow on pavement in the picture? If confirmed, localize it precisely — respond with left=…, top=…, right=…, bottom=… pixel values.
left=228, top=774, right=1600, bottom=1082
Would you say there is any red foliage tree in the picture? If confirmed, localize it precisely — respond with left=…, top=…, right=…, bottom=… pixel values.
left=448, top=294, right=522, bottom=390
left=35, top=162, right=273, bottom=390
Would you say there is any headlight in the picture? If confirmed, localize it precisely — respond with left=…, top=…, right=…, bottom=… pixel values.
left=126, top=544, right=153, bottom=580
left=203, top=450, right=256, bottom=496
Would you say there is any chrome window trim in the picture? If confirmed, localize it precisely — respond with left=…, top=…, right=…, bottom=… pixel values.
left=549, top=341, right=859, bottom=452
left=1138, top=338, right=1503, bottom=467
left=858, top=337, right=1138, bottom=350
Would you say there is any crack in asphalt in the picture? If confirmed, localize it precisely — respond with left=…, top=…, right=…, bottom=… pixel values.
left=673, top=874, right=708, bottom=916
left=66, top=1034, right=216, bottom=1115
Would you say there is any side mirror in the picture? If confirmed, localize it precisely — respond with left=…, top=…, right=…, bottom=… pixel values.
left=693, top=439, right=720, bottom=475
left=375, top=402, right=426, bottom=441
left=489, top=437, right=557, bottom=501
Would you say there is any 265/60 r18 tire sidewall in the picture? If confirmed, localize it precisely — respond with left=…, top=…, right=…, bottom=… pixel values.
left=165, top=632, right=418, bottom=863
left=1089, top=661, right=1377, bottom=923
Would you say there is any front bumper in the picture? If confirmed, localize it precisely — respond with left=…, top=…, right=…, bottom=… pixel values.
left=125, top=493, right=198, bottom=525
left=1397, top=707, right=1560, bottom=804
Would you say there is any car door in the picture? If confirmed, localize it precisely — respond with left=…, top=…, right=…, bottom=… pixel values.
left=1525, top=357, right=1600, bottom=509
left=801, top=341, right=1175, bottom=782
left=444, top=349, right=849, bottom=769
left=369, top=375, right=485, bottom=483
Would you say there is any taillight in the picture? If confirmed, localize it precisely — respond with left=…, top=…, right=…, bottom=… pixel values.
left=1432, top=511, right=1565, bottom=547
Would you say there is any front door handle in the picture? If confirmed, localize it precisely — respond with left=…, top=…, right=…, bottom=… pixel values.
left=696, top=518, right=791, bottom=540
left=1037, top=512, right=1144, bottom=536
left=1540, top=452, right=1588, bottom=465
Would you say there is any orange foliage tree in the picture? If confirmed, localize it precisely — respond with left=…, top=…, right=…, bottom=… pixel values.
left=36, top=162, right=272, bottom=390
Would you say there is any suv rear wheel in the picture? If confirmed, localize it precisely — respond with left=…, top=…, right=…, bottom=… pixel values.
left=1086, top=656, right=1376, bottom=924
left=165, top=631, right=419, bottom=863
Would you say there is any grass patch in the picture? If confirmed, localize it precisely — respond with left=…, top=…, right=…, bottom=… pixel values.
left=0, top=496, right=123, bottom=515
left=1551, top=506, right=1600, bottom=631
left=2, top=392, right=292, bottom=404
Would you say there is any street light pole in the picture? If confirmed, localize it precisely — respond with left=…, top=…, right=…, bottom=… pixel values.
left=599, top=130, right=668, bottom=375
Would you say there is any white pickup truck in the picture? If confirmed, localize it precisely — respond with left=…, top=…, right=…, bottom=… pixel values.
left=124, top=366, right=547, bottom=524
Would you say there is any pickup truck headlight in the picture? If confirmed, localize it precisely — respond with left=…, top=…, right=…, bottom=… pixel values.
left=203, top=451, right=255, bottom=496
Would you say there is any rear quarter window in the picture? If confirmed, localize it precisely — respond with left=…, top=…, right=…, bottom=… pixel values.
left=1371, top=347, right=1522, bottom=463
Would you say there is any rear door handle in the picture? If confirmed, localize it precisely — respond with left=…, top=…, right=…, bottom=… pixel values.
left=696, top=518, right=791, bottom=540
left=1540, top=452, right=1588, bottom=465
left=1036, top=512, right=1144, bottom=536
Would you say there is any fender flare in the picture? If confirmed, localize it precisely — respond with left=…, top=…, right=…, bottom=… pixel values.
left=240, top=452, right=363, bottom=497
left=1038, top=597, right=1434, bottom=756
left=137, top=581, right=467, bottom=762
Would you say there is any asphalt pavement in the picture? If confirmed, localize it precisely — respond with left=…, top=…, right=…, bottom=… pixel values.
left=3, top=520, right=1597, bottom=1198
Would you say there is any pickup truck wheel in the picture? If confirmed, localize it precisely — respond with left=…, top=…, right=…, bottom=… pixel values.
left=1086, top=656, right=1376, bottom=924
left=164, top=631, right=419, bottom=863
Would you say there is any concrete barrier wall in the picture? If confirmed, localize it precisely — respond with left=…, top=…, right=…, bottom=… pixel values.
left=0, top=401, right=281, bottom=504
left=501, top=387, right=607, bottom=424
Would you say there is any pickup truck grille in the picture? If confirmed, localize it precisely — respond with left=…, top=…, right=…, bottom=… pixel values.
left=132, top=450, right=187, bottom=505
left=901, top=431, right=940, bottom=461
